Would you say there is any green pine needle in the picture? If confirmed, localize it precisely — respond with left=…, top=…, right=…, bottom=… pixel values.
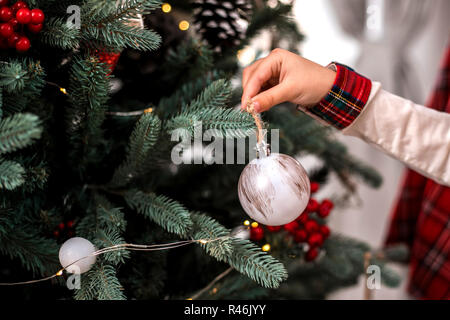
left=125, top=190, right=193, bottom=236
left=0, top=113, right=42, bottom=155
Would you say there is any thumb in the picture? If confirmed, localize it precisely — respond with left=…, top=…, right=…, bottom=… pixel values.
left=252, top=84, right=290, bottom=113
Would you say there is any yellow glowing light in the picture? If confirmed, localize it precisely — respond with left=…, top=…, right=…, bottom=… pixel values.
left=211, top=287, right=218, bottom=294
left=60, top=87, right=67, bottom=95
left=179, top=20, right=190, bottom=31
left=162, top=3, right=172, bottom=13
left=237, top=46, right=256, bottom=67
left=199, top=239, right=208, bottom=244
left=56, top=270, right=64, bottom=276
left=262, top=244, right=271, bottom=252
left=251, top=222, right=259, bottom=228
left=186, top=298, right=193, bottom=300
left=144, top=107, right=153, bottom=113
left=243, top=220, right=250, bottom=226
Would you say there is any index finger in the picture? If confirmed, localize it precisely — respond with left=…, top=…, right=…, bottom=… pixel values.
left=241, top=54, right=281, bottom=110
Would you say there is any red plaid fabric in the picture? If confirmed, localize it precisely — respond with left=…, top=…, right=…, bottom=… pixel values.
left=309, top=47, right=450, bottom=299
left=308, top=62, right=372, bottom=129
left=385, top=46, right=450, bottom=300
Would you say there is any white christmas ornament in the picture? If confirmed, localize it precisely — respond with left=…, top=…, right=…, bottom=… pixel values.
left=59, top=237, right=97, bottom=274
left=238, top=144, right=311, bottom=226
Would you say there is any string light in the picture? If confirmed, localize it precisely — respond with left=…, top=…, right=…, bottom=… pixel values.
left=251, top=221, right=259, bottom=228
left=0, top=237, right=230, bottom=286
left=262, top=244, right=271, bottom=252
left=46, top=81, right=68, bottom=95
left=243, top=220, right=250, bottom=226
left=179, top=20, right=190, bottom=31
left=162, top=3, right=172, bottom=13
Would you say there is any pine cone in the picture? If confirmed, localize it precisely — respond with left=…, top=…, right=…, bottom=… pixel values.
left=192, top=0, right=252, bottom=53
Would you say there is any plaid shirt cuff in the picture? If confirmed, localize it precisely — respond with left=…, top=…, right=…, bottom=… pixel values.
left=301, top=62, right=372, bottom=130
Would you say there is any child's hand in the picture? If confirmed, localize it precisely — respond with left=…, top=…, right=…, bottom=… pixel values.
left=241, top=48, right=336, bottom=113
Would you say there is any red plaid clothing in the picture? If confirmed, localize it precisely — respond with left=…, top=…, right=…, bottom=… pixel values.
left=308, top=48, right=450, bottom=299
left=385, top=46, right=450, bottom=300
left=307, top=63, right=372, bottom=129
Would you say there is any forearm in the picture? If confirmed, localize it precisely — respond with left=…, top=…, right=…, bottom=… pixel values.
left=298, top=63, right=450, bottom=186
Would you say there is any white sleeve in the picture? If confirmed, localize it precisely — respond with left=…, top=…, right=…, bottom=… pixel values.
left=342, top=82, right=450, bottom=186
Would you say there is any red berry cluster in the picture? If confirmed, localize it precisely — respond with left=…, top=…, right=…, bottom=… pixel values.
left=96, top=50, right=121, bottom=74
left=0, top=1, right=45, bottom=52
left=250, top=182, right=334, bottom=262
left=53, top=220, right=75, bottom=239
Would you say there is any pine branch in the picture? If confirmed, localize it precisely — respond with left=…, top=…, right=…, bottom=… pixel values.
left=94, top=229, right=130, bottom=265
left=40, top=17, right=80, bottom=50
left=66, top=56, right=110, bottom=168
left=157, top=70, right=222, bottom=119
left=74, top=262, right=126, bottom=300
left=86, top=0, right=161, bottom=25
left=226, top=238, right=288, bottom=289
left=0, top=61, right=27, bottom=93
left=165, top=79, right=255, bottom=138
left=125, top=190, right=193, bottom=236
left=190, top=212, right=233, bottom=262
left=82, top=24, right=161, bottom=51
left=0, top=159, right=25, bottom=190
left=0, top=113, right=42, bottom=155
left=0, top=215, right=59, bottom=276
left=110, top=112, right=161, bottom=187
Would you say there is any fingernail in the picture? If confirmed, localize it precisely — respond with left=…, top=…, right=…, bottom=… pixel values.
left=253, top=101, right=261, bottom=112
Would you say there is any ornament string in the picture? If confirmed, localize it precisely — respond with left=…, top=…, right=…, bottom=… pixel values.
left=245, top=99, right=264, bottom=145
left=245, top=99, right=269, bottom=157
left=0, top=237, right=229, bottom=287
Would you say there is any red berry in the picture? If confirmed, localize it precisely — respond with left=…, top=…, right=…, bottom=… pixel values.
left=58, top=222, right=65, bottom=230
left=53, top=230, right=60, bottom=237
left=310, top=182, right=320, bottom=193
left=294, top=229, right=308, bottom=243
left=305, top=247, right=319, bottom=261
left=11, top=1, right=27, bottom=13
left=304, top=219, right=319, bottom=233
left=15, top=36, right=30, bottom=51
left=318, top=206, right=331, bottom=218
left=0, top=23, right=12, bottom=37
left=250, top=226, right=264, bottom=241
left=16, top=8, right=31, bottom=24
left=0, top=0, right=8, bottom=7
left=9, top=18, right=18, bottom=30
left=27, top=23, right=42, bottom=33
left=0, top=7, right=13, bottom=22
left=7, top=32, right=19, bottom=47
left=319, top=225, right=330, bottom=239
left=66, top=220, right=74, bottom=228
left=30, top=8, right=44, bottom=24
left=306, top=198, right=319, bottom=213
left=321, top=199, right=334, bottom=210
left=296, top=212, right=309, bottom=224
left=283, top=221, right=299, bottom=234
left=266, top=225, right=281, bottom=232
left=307, top=232, right=324, bottom=247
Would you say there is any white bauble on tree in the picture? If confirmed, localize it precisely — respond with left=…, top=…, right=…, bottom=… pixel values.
left=238, top=148, right=310, bottom=226
left=59, top=237, right=97, bottom=274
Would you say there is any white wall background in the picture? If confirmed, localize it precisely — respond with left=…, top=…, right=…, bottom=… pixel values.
left=292, top=0, right=449, bottom=299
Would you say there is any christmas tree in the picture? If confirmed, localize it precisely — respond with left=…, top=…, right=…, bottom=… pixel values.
left=0, top=0, right=406, bottom=300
